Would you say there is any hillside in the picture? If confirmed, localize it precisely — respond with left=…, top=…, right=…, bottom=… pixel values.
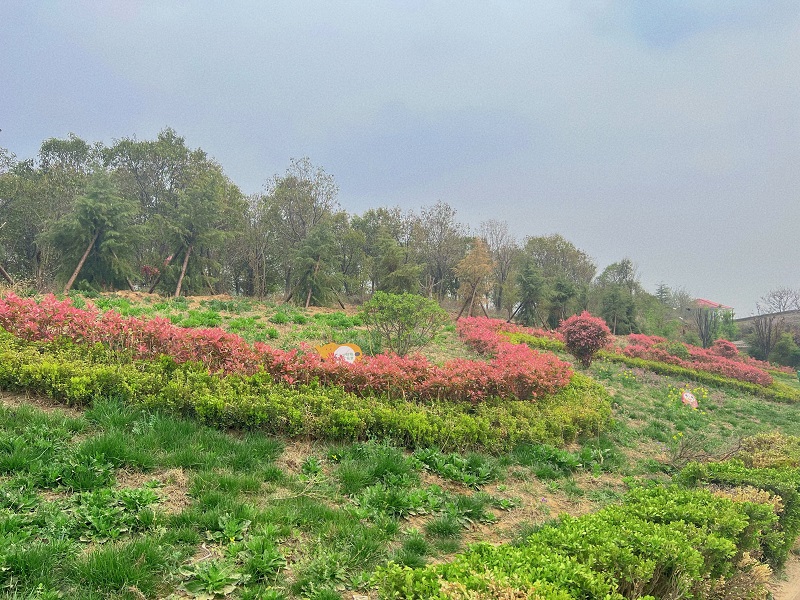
left=0, top=293, right=799, bottom=599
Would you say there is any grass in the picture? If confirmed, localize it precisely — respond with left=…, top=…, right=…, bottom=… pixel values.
left=0, top=397, right=543, bottom=599
left=5, top=378, right=794, bottom=598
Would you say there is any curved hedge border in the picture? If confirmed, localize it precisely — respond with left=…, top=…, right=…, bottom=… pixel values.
left=0, top=333, right=611, bottom=453
left=677, top=459, right=800, bottom=566
left=599, top=351, right=800, bottom=404
left=376, top=484, right=784, bottom=599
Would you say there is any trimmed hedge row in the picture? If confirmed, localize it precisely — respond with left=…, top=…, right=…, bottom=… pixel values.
left=501, top=331, right=567, bottom=354
left=0, top=333, right=611, bottom=453
left=677, top=459, right=800, bottom=566
left=599, top=351, right=800, bottom=403
left=376, top=484, right=783, bottom=599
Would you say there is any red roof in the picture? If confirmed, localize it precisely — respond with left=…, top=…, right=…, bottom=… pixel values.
left=692, top=298, right=733, bottom=310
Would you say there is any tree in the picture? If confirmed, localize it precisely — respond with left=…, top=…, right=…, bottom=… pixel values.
left=600, top=285, right=636, bottom=335
left=746, top=288, right=800, bottom=360
left=517, top=234, right=596, bottom=327
left=353, top=207, right=420, bottom=295
left=769, top=332, right=800, bottom=368
left=414, top=201, right=468, bottom=301
left=360, top=292, right=449, bottom=356
left=104, top=128, right=238, bottom=294
left=455, top=238, right=494, bottom=318
left=40, top=171, right=138, bottom=292
left=594, top=259, right=641, bottom=335
left=256, top=158, right=339, bottom=300
left=479, top=219, right=519, bottom=315
left=655, top=283, right=671, bottom=306
left=693, top=307, right=720, bottom=349
left=514, top=258, right=547, bottom=327
left=521, top=234, right=596, bottom=286
left=0, top=135, right=98, bottom=289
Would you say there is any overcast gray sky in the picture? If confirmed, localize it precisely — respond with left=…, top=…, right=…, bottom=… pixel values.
left=2, top=1, right=798, bottom=315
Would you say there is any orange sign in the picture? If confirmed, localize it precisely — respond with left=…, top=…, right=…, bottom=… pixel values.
left=316, top=343, right=363, bottom=363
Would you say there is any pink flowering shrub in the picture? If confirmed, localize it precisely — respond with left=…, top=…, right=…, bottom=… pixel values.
left=622, top=333, right=773, bottom=387
left=0, top=294, right=573, bottom=403
left=558, top=312, right=613, bottom=367
left=457, top=317, right=564, bottom=356
left=709, top=339, right=740, bottom=359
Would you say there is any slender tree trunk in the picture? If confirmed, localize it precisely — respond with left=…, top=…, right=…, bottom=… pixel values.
left=456, top=282, right=478, bottom=320
left=109, top=249, right=135, bottom=291
left=507, top=303, right=523, bottom=323
left=148, top=246, right=181, bottom=294
left=467, top=281, right=479, bottom=317
left=64, top=230, right=100, bottom=293
left=305, top=258, right=321, bottom=309
left=0, top=263, right=14, bottom=285
left=174, top=244, right=193, bottom=298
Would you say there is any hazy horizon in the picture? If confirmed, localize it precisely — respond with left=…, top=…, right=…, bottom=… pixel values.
left=2, top=1, right=798, bottom=316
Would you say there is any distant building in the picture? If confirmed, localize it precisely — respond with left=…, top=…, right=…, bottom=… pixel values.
left=691, top=298, right=733, bottom=311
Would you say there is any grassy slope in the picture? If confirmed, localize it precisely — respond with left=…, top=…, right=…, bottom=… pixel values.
left=2, top=293, right=800, bottom=598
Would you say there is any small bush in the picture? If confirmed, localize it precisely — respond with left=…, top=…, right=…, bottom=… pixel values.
left=558, top=312, right=612, bottom=367
left=360, top=292, right=449, bottom=356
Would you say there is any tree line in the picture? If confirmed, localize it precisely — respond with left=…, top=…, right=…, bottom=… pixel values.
left=0, top=128, right=785, bottom=349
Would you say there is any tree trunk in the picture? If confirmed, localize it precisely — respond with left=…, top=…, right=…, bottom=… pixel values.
left=0, top=263, right=14, bottom=286
left=64, top=230, right=100, bottom=293
left=467, top=281, right=479, bottom=317
left=305, top=258, right=321, bottom=309
left=148, top=246, right=181, bottom=294
left=507, top=303, right=523, bottom=323
left=174, top=244, right=193, bottom=298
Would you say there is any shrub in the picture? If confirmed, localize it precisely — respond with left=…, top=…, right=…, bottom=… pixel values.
left=710, top=338, right=740, bottom=359
left=0, top=294, right=572, bottom=404
left=360, top=292, right=449, bottom=356
left=620, top=334, right=774, bottom=387
left=558, top=311, right=612, bottom=367
left=0, top=333, right=610, bottom=452
left=377, top=484, right=779, bottom=599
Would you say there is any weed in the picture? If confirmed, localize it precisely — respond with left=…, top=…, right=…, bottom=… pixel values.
left=181, top=559, right=249, bottom=598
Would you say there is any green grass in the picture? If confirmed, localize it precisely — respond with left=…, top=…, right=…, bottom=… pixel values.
left=0, top=397, right=546, bottom=598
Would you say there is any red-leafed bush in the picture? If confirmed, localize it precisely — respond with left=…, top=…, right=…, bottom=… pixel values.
left=0, top=294, right=574, bottom=403
left=709, top=338, right=740, bottom=359
left=558, top=311, right=613, bottom=367
left=621, top=333, right=773, bottom=387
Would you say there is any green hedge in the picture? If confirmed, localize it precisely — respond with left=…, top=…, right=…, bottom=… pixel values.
left=599, top=351, right=800, bottom=403
left=0, top=333, right=612, bottom=453
left=375, top=485, right=783, bottom=599
left=502, top=331, right=567, bottom=353
left=677, top=459, right=800, bottom=566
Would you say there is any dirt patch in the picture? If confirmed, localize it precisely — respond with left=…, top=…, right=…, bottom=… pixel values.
left=771, top=552, right=800, bottom=600
left=0, top=391, right=84, bottom=419
left=115, top=467, right=192, bottom=515
left=276, top=440, right=319, bottom=475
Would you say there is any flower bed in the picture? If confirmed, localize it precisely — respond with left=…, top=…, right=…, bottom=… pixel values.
left=0, top=295, right=573, bottom=403
left=0, top=331, right=611, bottom=452
left=620, top=334, right=773, bottom=387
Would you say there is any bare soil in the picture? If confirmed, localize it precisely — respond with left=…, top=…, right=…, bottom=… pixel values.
left=771, top=552, right=800, bottom=600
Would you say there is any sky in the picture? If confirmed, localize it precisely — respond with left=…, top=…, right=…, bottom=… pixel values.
left=1, top=1, right=798, bottom=316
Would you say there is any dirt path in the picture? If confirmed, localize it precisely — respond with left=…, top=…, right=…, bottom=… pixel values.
left=771, top=554, right=800, bottom=600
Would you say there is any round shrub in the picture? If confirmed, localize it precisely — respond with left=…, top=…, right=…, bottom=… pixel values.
left=558, top=311, right=612, bottom=367
left=710, top=338, right=740, bottom=359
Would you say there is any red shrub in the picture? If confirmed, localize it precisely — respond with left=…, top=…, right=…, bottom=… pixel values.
left=0, top=294, right=574, bottom=403
left=558, top=312, right=612, bottom=367
left=621, top=332, right=773, bottom=387
left=709, top=339, right=740, bottom=359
